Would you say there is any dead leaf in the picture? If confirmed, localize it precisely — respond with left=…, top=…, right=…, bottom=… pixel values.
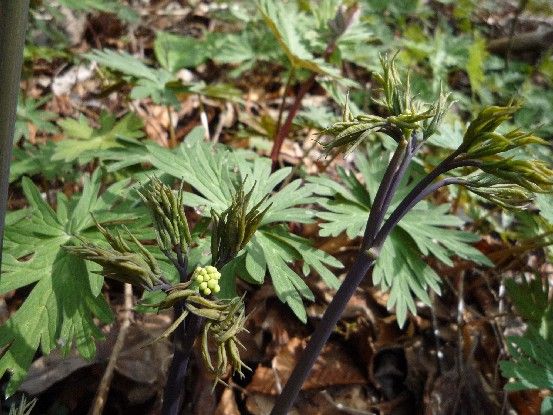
left=214, top=388, right=240, bottom=415
left=247, top=338, right=366, bottom=395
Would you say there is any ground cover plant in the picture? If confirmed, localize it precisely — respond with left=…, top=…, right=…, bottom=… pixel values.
left=1, top=0, right=553, bottom=414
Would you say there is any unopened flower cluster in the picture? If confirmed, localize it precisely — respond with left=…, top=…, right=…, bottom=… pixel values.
left=193, top=266, right=221, bottom=296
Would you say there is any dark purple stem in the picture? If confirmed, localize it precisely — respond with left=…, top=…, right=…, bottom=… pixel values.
left=270, top=147, right=477, bottom=415
left=372, top=177, right=466, bottom=250
left=162, top=248, right=200, bottom=415
left=162, top=312, right=203, bottom=415
left=370, top=133, right=420, bottom=240
left=270, top=251, right=376, bottom=415
left=362, top=138, right=409, bottom=248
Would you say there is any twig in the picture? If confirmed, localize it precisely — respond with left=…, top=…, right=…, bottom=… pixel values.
left=456, top=271, right=465, bottom=372
left=91, top=283, right=134, bottom=415
left=270, top=75, right=316, bottom=165
left=488, top=28, right=553, bottom=54
left=212, top=102, right=232, bottom=144
left=167, top=105, right=177, bottom=149
left=430, top=290, right=445, bottom=376
left=198, top=96, right=211, bottom=141
left=505, top=0, right=529, bottom=69
left=274, top=68, right=296, bottom=141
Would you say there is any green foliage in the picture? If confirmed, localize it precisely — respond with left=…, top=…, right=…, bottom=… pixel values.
left=9, top=142, right=72, bottom=184
left=0, top=171, right=149, bottom=395
left=15, top=95, right=58, bottom=142
left=309, top=147, right=492, bottom=326
left=500, top=327, right=553, bottom=412
left=107, top=133, right=341, bottom=321
left=257, top=0, right=341, bottom=77
left=501, top=278, right=553, bottom=414
left=85, top=49, right=180, bottom=106
left=154, top=31, right=211, bottom=72
left=506, top=278, right=553, bottom=341
left=466, top=33, right=489, bottom=95
left=54, top=111, right=144, bottom=163
left=86, top=49, right=243, bottom=106
left=56, top=0, right=139, bottom=22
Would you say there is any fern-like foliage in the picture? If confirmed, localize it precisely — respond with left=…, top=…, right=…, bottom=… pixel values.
left=103, top=132, right=341, bottom=322
left=309, top=146, right=492, bottom=325
left=501, top=278, right=553, bottom=414
left=55, top=111, right=144, bottom=163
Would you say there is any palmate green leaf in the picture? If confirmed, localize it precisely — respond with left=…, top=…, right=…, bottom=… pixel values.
left=54, top=111, right=144, bottom=163
left=506, top=278, right=553, bottom=342
left=466, top=33, right=489, bottom=95
left=9, top=142, right=74, bottom=184
left=309, top=146, right=492, bottom=326
left=121, top=133, right=341, bottom=321
left=500, top=279, right=553, bottom=414
left=257, top=0, right=341, bottom=77
left=15, top=95, right=59, bottom=143
left=500, top=328, right=553, bottom=392
left=154, top=31, right=210, bottom=72
left=85, top=49, right=180, bottom=106
left=0, top=171, right=147, bottom=395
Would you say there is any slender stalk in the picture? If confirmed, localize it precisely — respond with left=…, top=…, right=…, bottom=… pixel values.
left=91, top=283, right=133, bottom=415
left=162, top=312, right=203, bottom=415
left=375, top=139, right=415, bottom=227
left=271, top=147, right=473, bottom=414
left=167, top=105, right=177, bottom=149
left=270, top=74, right=316, bottom=164
left=162, top=249, right=196, bottom=415
left=162, top=241, right=235, bottom=414
left=372, top=177, right=466, bottom=250
left=271, top=137, right=413, bottom=415
left=362, top=138, right=408, bottom=248
left=274, top=68, right=296, bottom=140
left=270, top=252, right=376, bottom=415
left=0, top=1, right=30, bottom=274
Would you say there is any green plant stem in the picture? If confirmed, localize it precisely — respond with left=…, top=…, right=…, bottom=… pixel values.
left=0, top=1, right=30, bottom=274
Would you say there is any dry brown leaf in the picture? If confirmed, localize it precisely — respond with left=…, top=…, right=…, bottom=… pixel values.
left=214, top=388, right=241, bottom=415
left=247, top=337, right=366, bottom=395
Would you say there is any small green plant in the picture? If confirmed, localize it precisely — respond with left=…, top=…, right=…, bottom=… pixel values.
left=3, top=2, right=553, bottom=414
left=270, top=54, right=553, bottom=415
left=66, top=177, right=265, bottom=413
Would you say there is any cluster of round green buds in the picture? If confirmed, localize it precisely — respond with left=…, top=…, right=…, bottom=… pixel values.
left=193, top=266, right=221, bottom=296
